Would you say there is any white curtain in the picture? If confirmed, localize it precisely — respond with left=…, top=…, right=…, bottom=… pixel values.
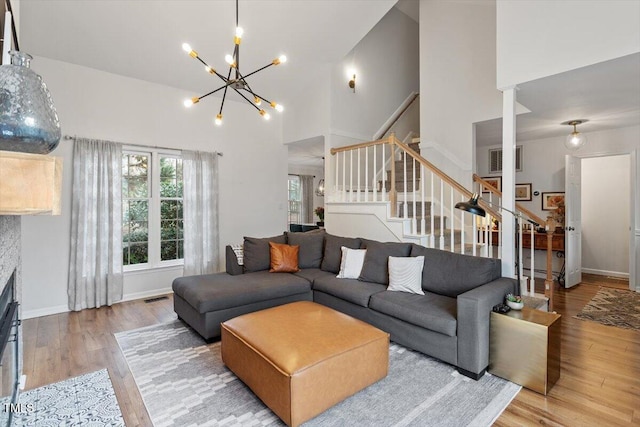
left=68, top=138, right=123, bottom=311
left=183, top=150, right=220, bottom=276
left=300, top=175, right=314, bottom=223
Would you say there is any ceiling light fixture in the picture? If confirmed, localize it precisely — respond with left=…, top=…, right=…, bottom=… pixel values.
left=181, top=0, right=286, bottom=125
left=562, top=119, right=588, bottom=151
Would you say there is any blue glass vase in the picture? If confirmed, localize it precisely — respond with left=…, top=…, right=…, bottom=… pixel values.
left=0, top=51, right=61, bottom=154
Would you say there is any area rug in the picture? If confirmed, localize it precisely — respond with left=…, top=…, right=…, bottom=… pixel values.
left=115, top=320, right=520, bottom=427
left=574, top=287, right=640, bottom=331
left=13, top=369, right=125, bottom=426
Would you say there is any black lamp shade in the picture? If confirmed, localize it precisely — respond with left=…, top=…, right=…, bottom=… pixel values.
left=455, top=193, right=486, bottom=217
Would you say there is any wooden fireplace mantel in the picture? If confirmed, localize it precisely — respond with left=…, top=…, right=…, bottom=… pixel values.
left=0, top=150, right=63, bottom=215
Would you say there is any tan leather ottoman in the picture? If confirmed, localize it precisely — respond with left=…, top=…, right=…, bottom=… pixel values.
left=221, top=301, right=389, bottom=427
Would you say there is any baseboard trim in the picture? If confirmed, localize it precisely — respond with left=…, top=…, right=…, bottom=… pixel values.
left=582, top=268, right=629, bottom=279
left=22, top=288, right=174, bottom=319
left=22, top=304, right=69, bottom=320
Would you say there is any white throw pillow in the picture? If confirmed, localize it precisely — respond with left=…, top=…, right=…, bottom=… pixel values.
left=336, top=246, right=367, bottom=279
left=387, top=256, right=425, bottom=295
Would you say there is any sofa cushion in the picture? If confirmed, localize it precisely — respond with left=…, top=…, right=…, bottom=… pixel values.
left=269, top=242, right=300, bottom=273
left=337, top=247, right=367, bottom=279
left=369, top=291, right=457, bottom=337
left=243, top=234, right=287, bottom=272
left=313, top=275, right=386, bottom=307
left=286, top=229, right=325, bottom=269
left=387, top=256, right=424, bottom=295
left=293, top=268, right=335, bottom=284
left=410, top=245, right=501, bottom=297
left=358, top=240, right=412, bottom=285
left=172, top=271, right=311, bottom=314
left=320, top=234, right=361, bottom=273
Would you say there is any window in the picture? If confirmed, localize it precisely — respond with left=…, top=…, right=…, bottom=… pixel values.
left=287, top=175, right=301, bottom=225
left=122, top=151, right=183, bottom=269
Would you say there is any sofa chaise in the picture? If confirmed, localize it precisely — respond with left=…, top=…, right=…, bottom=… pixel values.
left=172, top=230, right=516, bottom=379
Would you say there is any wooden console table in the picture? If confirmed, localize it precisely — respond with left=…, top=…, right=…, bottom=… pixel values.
left=489, top=230, right=565, bottom=252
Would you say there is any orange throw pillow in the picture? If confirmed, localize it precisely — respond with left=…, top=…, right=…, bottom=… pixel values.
left=269, top=242, right=300, bottom=273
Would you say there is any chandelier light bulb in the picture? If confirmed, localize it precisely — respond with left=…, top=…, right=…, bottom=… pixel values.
left=254, top=96, right=262, bottom=106
left=184, top=97, right=199, bottom=108
left=182, top=43, right=192, bottom=53
left=270, top=101, right=283, bottom=112
left=259, top=109, right=270, bottom=120
left=279, top=55, right=287, bottom=64
left=235, top=27, right=244, bottom=38
left=225, top=54, right=235, bottom=66
left=215, top=114, right=223, bottom=126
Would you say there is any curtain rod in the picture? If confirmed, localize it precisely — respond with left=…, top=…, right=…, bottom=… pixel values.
left=63, top=135, right=223, bottom=156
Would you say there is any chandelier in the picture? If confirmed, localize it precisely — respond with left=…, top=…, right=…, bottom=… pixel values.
left=181, top=0, right=286, bottom=125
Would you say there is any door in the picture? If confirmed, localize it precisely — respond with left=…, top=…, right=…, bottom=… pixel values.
left=565, top=155, right=582, bottom=288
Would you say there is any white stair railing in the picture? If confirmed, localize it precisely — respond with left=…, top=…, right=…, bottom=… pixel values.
left=473, top=175, right=553, bottom=303
left=330, top=134, right=501, bottom=256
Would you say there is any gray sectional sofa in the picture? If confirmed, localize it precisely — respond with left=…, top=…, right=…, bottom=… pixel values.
left=172, top=230, right=516, bottom=379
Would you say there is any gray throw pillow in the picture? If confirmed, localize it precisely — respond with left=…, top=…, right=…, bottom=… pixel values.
left=286, top=229, right=326, bottom=269
left=243, top=234, right=287, bottom=272
left=320, top=234, right=361, bottom=273
left=410, top=244, right=501, bottom=297
left=358, top=241, right=412, bottom=285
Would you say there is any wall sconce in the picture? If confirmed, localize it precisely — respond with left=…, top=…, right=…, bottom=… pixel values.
left=562, top=119, right=588, bottom=150
left=348, top=74, right=356, bottom=93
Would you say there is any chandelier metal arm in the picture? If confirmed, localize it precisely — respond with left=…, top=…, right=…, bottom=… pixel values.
left=240, top=87, right=273, bottom=106
left=231, top=86, right=262, bottom=112
left=195, top=56, right=230, bottom=83
left=238, top=62, right=276, bottom=81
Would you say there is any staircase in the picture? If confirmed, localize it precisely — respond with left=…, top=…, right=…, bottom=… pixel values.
left=326, top=133, right=557, bottom=309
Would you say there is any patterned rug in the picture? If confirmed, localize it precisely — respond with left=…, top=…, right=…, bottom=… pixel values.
left=115, top=320, right=520, bottom=427
left=575, top=287, right=640, bottom=331
left=13, top=369, right=125, bottom=426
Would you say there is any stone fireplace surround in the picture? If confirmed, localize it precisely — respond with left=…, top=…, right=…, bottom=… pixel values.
left=0, top=216, right=22, bottom=416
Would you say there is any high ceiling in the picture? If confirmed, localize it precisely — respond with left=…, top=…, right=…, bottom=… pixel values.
left=19, top=0, right=396, bottom=103
left=18, top=1, right=639, bottom=150
left=475, top=53, right=640, bottom=146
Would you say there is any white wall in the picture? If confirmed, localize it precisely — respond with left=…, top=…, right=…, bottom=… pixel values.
left=21, top=56, right=288, bottom=318
left=282, top=64, right=331, bottom=145
left=497, top=0, right=640, bottom=88
left=477, top=125, right=639, bottom=286
left=582, top=155, right=630, bottom=277
left=330, top=7, right=419, bottom=140
left=419, top=0, right=502, bottom=186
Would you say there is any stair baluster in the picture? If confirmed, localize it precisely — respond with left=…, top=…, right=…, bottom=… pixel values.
left=364, top=147, right=368, bottom=202
left=372, top=145, right=377, bottom=202
left=430, top=171, right=435, bottom=247
left=420, top=164, right=426, bottom=236
left=439, top=179, right=445, bottom=250
left=357, top=148, right=361, bottom=202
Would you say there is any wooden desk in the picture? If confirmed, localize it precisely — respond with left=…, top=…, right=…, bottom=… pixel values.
left=489, top=230, right=565, bottom=251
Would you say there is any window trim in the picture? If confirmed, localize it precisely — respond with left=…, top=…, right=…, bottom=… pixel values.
left=123, top=148, right=184, bottom=272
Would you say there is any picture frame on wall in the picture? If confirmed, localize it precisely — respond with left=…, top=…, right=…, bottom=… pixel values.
left=481, top=176, right=502, bottom=193
left=541, top=192, right=565, bottom=210
left=515, top=183, right=532, bottom=201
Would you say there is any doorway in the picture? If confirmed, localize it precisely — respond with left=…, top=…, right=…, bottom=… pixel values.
left=581, top=154, right=632, bottom=287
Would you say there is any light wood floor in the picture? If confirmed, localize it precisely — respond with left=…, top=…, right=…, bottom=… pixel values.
left=22, top=275, right=639, bottom=427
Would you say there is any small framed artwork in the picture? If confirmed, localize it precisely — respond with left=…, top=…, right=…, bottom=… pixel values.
left=481, top=176, right=502, bottom=193
left=515, top=183, right=532, bottom=201
left=541, top=192, right=565, bottom=210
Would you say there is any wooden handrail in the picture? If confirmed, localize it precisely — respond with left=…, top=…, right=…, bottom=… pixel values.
left=392, top=137, right=502, bottom=220
left=472, top=174, right=545, bottom=226
left=330, top=136, right=391, bottom=155
left=374, top=92, right=420, bottom=140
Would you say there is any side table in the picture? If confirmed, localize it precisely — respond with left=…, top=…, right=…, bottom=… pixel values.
left=489, top=307, right=561, bottom=395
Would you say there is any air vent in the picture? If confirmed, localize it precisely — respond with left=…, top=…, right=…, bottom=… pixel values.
left=489, top=146, right=522, bottom=173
